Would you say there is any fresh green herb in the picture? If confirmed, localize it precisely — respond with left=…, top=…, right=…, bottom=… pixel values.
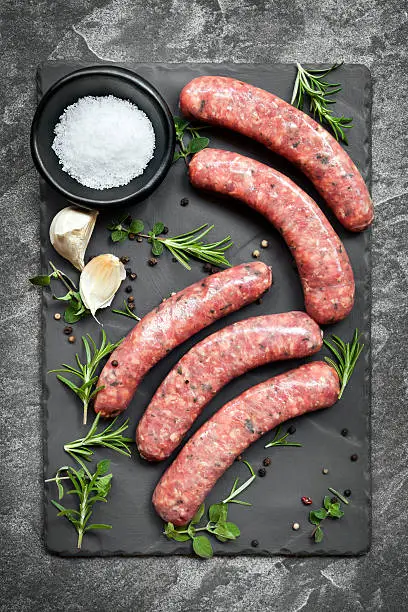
left=30, top=261, right=90, bottom=323
left=64, top=413, right=133, bottom=469
left=164, top=461, right=255, bottom=558
left=107, top=218, right=233, bottom=271
left=291, top=62, right=353, bottom=144
left=173, top=116, right=209, bottom=163
left=48, top=330, right=123, bottom=425
left=309, top=494, right=346, bottom=543
left=107, top=215, right=145, bottom=243
left=264, top=425, right=302, bottom=449
left=46, top=459, right=112, bottom=549
left=112, top=300, right=141, bottom=321
left=324, top=329, right=364, bottom=399
left=328, top=487, right=350, bottom=506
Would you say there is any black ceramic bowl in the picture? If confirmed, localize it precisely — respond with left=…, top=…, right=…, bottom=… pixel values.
left=30, top=66, right=175, bottom=207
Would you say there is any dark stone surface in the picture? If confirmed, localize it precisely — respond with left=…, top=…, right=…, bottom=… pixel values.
left=1, top=1, right=407, bottom=610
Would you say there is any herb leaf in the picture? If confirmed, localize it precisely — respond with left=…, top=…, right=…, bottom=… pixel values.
left=264, top=425, right=302, bottom=449
left=324, top=329, right=364, bottom=399
left=173, top=116, right=209, bottom=163
left=112, top=300, right=141, bottom=322
left=291, top=62, right=352, bottom=143
left=193, top=535, right=213, bottom=559
left=30, top=274, right=52, bottom=287
left=309, top=492, right=348, bottom=542
left=188, top=136, right=210, bottom=154
left=130, top=219, right=144, bottom=234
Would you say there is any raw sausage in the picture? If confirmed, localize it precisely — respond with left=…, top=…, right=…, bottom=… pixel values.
left=153, top=361, right=339, bottom=526
left=189, top=148, right=354, bottom=325
left=137, top=311, right=322, bottom=461
left=180, top=75, right=373, bottom=232
left=94, top=262, right=272, bottom=417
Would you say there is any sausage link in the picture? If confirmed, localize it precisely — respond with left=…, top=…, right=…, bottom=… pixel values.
left=94, top=262, right=272, bottom=417
left=180, top=75, right=373, bottom=232
left=189, top=149, right=354, bottom=325
left=137, top=311, right=322, bottom=461
left=153, top=361, right=339, bottom=526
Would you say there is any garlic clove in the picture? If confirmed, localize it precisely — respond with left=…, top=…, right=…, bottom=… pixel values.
left=49, top=206, right=98, bottom=271
left=79, top=254, right=126, bottom=320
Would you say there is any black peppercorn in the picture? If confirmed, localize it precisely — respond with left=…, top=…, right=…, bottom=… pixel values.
left=203, top=263, right=212, bottom=273
left=120, top=256, right=130, bottom=264
left=162, top=226, right=169, bottom=234
left=136, top=236, right=143, bottom=243
left=180, top=197, right=189, bottom=207
left=148, top=258, right=158, bottom=266
left=287, top=425, right=296, bottom=435
left=341, top=428, right=348, bottom=436
left=128, top=303, right=135, bottom=311
left=344, top=489, right=351, bottom=497
left=256, top=298, right=263, bottom=305
left=128, top=233, right=136, bottom=240
left=251, top=539, right=259, bottom=548
left=63, top=326, right=73, bottom=335
left=350, top=454, right=358, bottom=462
left=236, top=455, right=242, bottom=462
left=263, top=457, right=271, bottom=467
left=111, top=360, right=118, bottom=367
left=130, top=272, right=137, bottom=280
left=125, top=285, right=132, bottom=293
left=258, top=468, right=266, bottom=477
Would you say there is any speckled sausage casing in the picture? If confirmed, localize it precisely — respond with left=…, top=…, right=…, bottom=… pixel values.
left=94, top=262, right=272, bottom=417
left=153, top=361, right=339, bottom=526
left=189, top=149, right=354, bottom=325
left=137, top=311, right=322, bottom=461
left=180, top=76, right=373, bottom=232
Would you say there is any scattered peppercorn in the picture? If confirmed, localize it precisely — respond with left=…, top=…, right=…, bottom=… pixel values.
left=63, top=326, right=73, bottom=335
left=54, top=313, right=61, bottom=321
left=341, top=428, right=348, bottom=437
left=162, top=226, right=169, bottom=234
left=261, top=239, right=269, bottom=248
left=344, top=489, right=351, bottom=497
left=130, top=272, right=137, bottom=280
left=203, top=263, right=212, bottom=273
left=125, top=285, right=132, bottom=293
left=236, top=455, right=242, bottom=462
left=258, top=468, right=266, bottom=477
left=128, top=303, right=135, bottom=311
left=292, top=522, right=300, bottom=531
left=256, top=298, right=263, bottom=305
left=128, top=233, right=136, bottom=240
left=127, top=296, right=134, bottom=303
left=350, top=454, right=358, bottom=462
left=251, top=539, right=259, bottom=548
left=322, top=468, right=329, bottom=475
left=148, top=258, right=158, bottom=266
left=111, top=360, right=118, bottom=367
left=68, top=335, right=76, bottom=344
left=180, top=197, right=189, bottom=207
left=252, top=249, right=260, bottom=258
left=263, top=457, right=271, bottom=467
left=172, top=257, right=177, bottom=263
left=301, top=496, right=313, bottom=505
left=120, top=256, right=130, bottom=264
left=210, top=266, right=220, bottom=274
left=136, top=236, right=143, bottom=243
left=287, top=425, right=296, bottom=435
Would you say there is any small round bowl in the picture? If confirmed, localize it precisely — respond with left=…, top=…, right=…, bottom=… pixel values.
left=31, top=65, right=175, bottom=207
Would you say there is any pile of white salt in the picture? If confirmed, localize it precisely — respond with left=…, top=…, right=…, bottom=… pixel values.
left=52, top=95, right=156, bottom=190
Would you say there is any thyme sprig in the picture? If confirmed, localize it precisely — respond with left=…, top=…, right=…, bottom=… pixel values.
left=112, top=300, right=141, bottom=321
left=46, top=460, right=112, bottom=549
left=64, top=413, right=133, bottom=469
left=173, top=116, right=209, bottom=163
left=309, top=493, right=346, bottom=543
left=264, top=425, right=302, bottom=449
left=324, top=329, right=364, bottom=399
left=291, top=62, right=353, bottom=143
left=49, top=330, right=123, bottom=425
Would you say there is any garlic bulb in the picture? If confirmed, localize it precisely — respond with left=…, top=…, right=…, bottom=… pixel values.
left=79, top=254, right=126, bottom=320
left=49, top=206, right=98, bottom=271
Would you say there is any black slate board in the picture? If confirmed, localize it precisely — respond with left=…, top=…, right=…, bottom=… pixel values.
left=38, top=62, right=371, bottom=557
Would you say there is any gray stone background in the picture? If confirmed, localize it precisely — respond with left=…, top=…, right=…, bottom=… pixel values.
left=1, top=1, right=407, bottom=610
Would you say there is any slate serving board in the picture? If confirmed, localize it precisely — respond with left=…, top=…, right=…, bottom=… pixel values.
left=38, top=62, right=371, bottom=557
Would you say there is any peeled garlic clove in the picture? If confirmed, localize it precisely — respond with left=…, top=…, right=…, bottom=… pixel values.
left=79, top=254, right=126, bottom=319
left=49, top=206, right=98, bottom=271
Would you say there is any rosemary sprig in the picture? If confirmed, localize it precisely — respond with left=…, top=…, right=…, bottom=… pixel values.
left=264, top=425, right=302, bottom=449
left=108, top=217, right=233, bottom=271
left=324, top=329, right=364, bottom=399
left=173, top=116, right=209, bottom=163
left=112, top=300, right=141, bottom=321
left=291, top=62, right=353, bottom=144
left=46, top=459, right=112, bottom=549
left=49, top=330, right=123, bottom=425
left=64, top=413, right=133, bottom=469
left=30, top=261, right=90, bottom=323
left=164, top=461, right=255, bottom=558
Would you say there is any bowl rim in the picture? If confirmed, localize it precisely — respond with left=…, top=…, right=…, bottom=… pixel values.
left=30, top=64, right=176, bottom=207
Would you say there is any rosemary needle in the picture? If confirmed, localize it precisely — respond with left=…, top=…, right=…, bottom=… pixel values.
left=324, top=329, right=364, bottom=399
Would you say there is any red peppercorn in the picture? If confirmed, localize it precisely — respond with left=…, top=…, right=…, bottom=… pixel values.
left=301, top=496, right=313, bottom=505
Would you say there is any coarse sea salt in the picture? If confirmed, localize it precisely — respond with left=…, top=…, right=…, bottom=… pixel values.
left=52, top=95, right=156, bottom=190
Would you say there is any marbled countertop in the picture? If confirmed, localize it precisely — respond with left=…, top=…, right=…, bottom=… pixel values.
left=1, top=1, right=407, bottom=610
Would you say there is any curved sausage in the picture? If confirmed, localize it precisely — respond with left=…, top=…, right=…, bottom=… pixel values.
left=189, top=149, right=354, bottom=325
left=180, top=75, right=373, bottom=232
left=137, top=311, right=322, bottom=461
left=94, top=262, right=272, bottom=417
left=153, top=361, right=339, bottom=526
